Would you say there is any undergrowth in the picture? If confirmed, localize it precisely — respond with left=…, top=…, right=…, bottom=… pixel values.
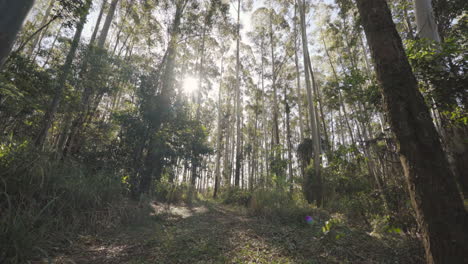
left=221, top=187, right=330, bottom=225
left=0, top=149, right=149, bottom=263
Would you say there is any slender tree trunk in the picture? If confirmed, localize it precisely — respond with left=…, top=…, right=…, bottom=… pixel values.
left=213, top=56, right=224, bottom=198
left=90, top=0, right=107, bottom=46
left=285, top=85, right=294, bottom=192
left=0, top=0, right=36, bottom=69
left=294, top=1, right=304, bottom=142
left=28, top=0, right=55, bottom=57
left=234, top=0, right=242, bottom=187
left=34, top=0, right=92, bottom=148
left=196, top=25, right=206, bottom=119
left=299, top=0, right=322, bottom=206
left=97, top=0, right=119, bottom=49
left=43, top=23, right=63, bottom=67
left=64, top=0, right=120, bottom=155
left=321, top=31, right=356, bottom=146
left=270, top=10, right=280, bottom=147
left=356, top=1, right=468, bottom=263
left=223, top=101, right=231, bottom=187
left=402, top=1, right=415, bottom=39
left=260, top=38, right=270, bottom=185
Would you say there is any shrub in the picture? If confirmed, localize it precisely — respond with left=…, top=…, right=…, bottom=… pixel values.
left=221, top=187, right=252, bottom=206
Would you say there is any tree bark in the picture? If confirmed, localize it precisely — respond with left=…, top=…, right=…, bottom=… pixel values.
left=0, top=0, right=36, bottom=69
left=299, top=0, right=322, bottom=206
left=97, top=0, right=119, bottom=49
left=270, top=10, right=280, bottom=147
left=213, top=56, right=224, bottom=198
left=356, top=0, right=468, bottom=263
left=413, top=0, right=441, bottom=42
left=234, top=0, right=242, bottom=187
left=294, top=1, right=304, bottom=142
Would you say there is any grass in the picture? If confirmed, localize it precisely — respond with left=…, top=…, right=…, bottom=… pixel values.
left=53, top=199, right=424, bottom=263
left=0, top=151, right=148, bottom=263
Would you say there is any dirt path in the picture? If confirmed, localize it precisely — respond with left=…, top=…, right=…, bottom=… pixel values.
left=55, top=202, right=423, bottom=264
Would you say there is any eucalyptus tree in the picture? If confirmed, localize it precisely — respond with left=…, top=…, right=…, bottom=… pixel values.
left=356, top=0, right=468, bottom=262
left=137, top=0, right=195, bottom=194
left=0, top=0, right=36, bottom=69
left=298, top=0, right=322, bottom=205
left=413, top=0, right=440, bottom=42
left=34, top=0, right=93, bottom=148
left=27, top=0, right=56, bottom=59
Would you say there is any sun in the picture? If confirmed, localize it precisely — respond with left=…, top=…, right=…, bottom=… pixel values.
left=182, top=76, right=198, bottom=94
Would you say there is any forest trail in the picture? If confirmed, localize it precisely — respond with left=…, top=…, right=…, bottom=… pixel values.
left=53, top=201, right=423, bottom=264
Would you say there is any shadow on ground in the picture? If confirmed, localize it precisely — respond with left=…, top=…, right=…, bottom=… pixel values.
left=53, top=201, right=424, bottom=264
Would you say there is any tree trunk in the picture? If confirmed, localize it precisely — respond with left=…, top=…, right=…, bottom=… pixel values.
left=0, top=0, right=36, bottom=69
left=42, top=22, right=63, bottom=67
left=234, top=0, right=242, bottom=187
left=356, top=0, right=468, bottom=263
left=90, top=0, right=107, bottom=46
left=270, top=10, right=280, bottom=147
left=138, top=0, right=186, bottom=194
left=34, top=0, right=92, bottom=148
left=294, top=1, right=304, bottom=141
left=97, top=0, right=119, bottom=49
left=413, top=0, right=441, bottom=42
left=28, top=0, right=55, bottom=58
left=299, top=0, right=322, bottom=206
left=213, top=56, right=224, bottom=198
left=285, top=85, right=294, bottom=192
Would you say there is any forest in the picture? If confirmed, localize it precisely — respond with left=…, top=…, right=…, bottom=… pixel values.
left=0, top=0, right=467, bottom=263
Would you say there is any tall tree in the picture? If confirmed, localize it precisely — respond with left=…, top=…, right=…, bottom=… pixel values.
left=299, top=0, right=322, bottom=206
left=27, top=0, right=56, bottom=58
left=413, top=0, right=441, bottom=42
left=0, top=0, right=36, bottom=69
left=213, top=54, right=224, bottom=198
left=356, top=0, right=468, bottom=263
left=234, top=0, right=242, bottom=187
left=97, top=0, right=119, bottom=48
left=35, top=0, right=93, bottom=148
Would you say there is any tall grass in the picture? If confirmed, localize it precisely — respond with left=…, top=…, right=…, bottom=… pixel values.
left=221, top=188, right=330, bottom=225
left=0, top=150, right=143, bottom=263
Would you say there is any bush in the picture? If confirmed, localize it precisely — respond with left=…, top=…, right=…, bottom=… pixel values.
left=221, top=187, right=252, bottom=206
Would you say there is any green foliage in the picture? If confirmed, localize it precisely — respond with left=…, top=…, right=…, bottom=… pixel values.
left=0, top=149, right=148, bottom=263
left=405, top=36, right=467, bottom=113
left=321, top=217, right=343, bottom=234
left=222, top=187, right=252, bottom=206
left=0, top=54, right=55, bottom=141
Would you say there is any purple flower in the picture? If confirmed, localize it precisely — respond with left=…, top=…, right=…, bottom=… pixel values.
left=305, top=216, right=313, bottom=224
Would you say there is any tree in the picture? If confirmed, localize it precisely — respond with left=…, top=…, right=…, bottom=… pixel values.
left=234, top=0, right=242, bottom=187
left=356, top=0, right=468, bottom=262
left=413, top=0, right=441, bottom=42
left=0, top=0, right=36, bottom=70
left=298, top=0, right=322, bottom=206
left=34, top=0, right=93, bottom=148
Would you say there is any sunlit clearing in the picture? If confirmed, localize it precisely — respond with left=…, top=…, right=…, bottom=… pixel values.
left=182, top=76, right=198, bottom=94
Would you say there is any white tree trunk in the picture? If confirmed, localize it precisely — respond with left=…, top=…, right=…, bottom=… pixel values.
left=413, top=0, right=440, bottom=42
